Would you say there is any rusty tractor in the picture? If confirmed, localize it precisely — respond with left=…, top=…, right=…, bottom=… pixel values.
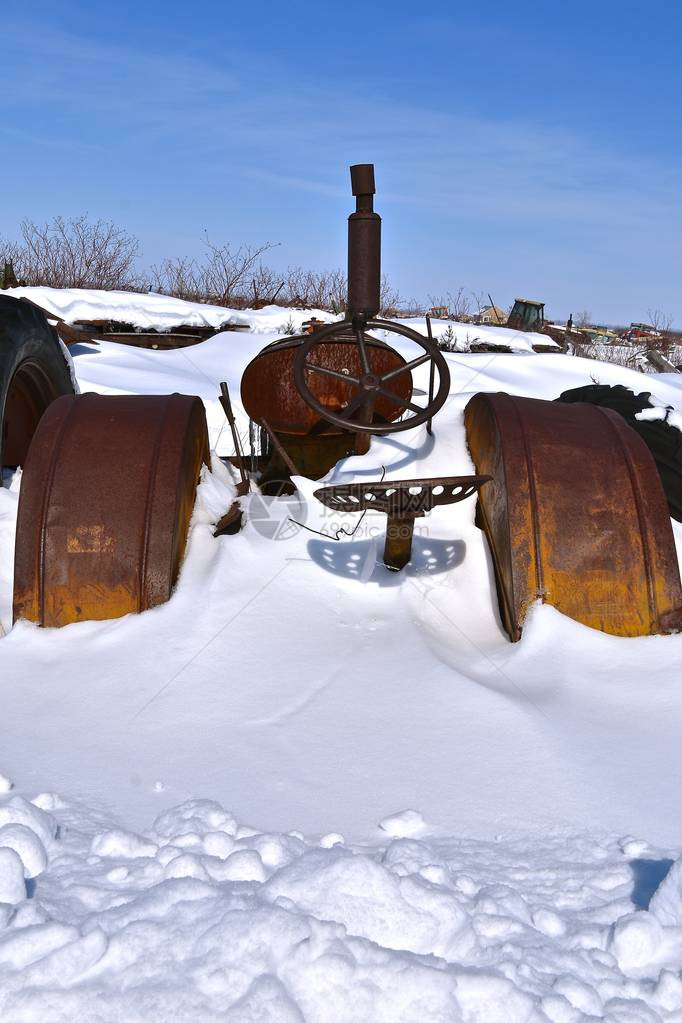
left=5, top=165, right=682, bottom=641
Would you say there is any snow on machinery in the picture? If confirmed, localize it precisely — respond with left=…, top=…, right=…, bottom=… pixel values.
left=7, top=165, right=682, bottom=640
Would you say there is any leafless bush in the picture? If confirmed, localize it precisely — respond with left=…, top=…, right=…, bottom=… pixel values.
left=202, top=238, right=279, bottom=305
left=147, top=256, right=199, bottom=301
left=471, top=291, right=489, bottom=316
left=149, top=244, right=398, bottom=313
left=642, top=310, right=675, bottom=356
left=271, top=268, right=399, bottom=315
left=379, top=275, right=401, bottom=317
left=249, top=264, right=284, bottom=305
left=2, top=214, right=401, bottom=314
left=647, top=308, right=673, bottom=334
left=150, top=238, right=278, bottom=306
left=1, top=216, right=142, bottom=290
left=396, top=298, right=426, bottom=317
left=278, top=267, right=346, bottom=310
left=427, top=288, right=473, bottom=321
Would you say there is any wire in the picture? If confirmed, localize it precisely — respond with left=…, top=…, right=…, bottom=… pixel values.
left=288, top=466, right=386, bottom=542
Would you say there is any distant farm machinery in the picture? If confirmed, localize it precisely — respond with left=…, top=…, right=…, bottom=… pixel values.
left=3, top=165, right=682, bottom=642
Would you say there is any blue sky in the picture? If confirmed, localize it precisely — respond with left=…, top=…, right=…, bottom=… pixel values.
left=2, top=0, right=681, bottom=325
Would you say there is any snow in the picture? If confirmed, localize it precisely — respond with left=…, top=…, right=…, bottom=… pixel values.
left=391, top=316, right=559, bottom=353
left=0, top=300, right=682, bottom=1016
left=0, top=825, right=48, bottom=879
left=650, top=859, right=682, bottom=928
left=0, top=791, right=681, bottom=1019
left=5, top=285, right=250, bottom=332
left=637, top=404, right=682, bottom=433
left=5, top=285, right=339, bottom=337
left=0, top=847, right=26, bottom=905
left=7, top=285, right=556, bottom=353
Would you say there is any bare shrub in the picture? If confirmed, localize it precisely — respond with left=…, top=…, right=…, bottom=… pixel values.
left=379, top=275, right=401, bottom=317
left=427, top=288, right=472, bottom=321
left=249, top=264, right=284, bottom=305
left=202, top=238, right=278, bottom=305
left=2, top=214, right=400, bottom=315
left=2, top=216, right=142, bottom=290
left=647, top=308, right=673, bottom=334
left=274, top=268, right=398, bottom=315
left=147, top=256, right=200, bottom=301
left=644, top=309, right=674, bottom=356
left=280, top=267, right=346, bottom=309
left=150, top=238, right=278, bottom=306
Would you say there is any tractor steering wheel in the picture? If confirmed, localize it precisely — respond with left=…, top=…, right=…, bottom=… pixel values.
left=292, top=318, right=450, bottom=434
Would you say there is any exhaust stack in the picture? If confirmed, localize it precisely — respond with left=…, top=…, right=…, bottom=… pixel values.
left=347, top=163, right=381, bottom=320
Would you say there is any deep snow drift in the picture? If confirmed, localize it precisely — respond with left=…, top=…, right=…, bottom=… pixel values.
left=1, top=308, right=681, bottom=1019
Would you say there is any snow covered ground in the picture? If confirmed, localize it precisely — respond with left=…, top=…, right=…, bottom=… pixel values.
left=5, top=286, right=252, bottom=332
left=391, top=317, right=559, bottom=353
left=1, top=306, right=681, bottom=1019
left=6, top=286, right=557, bottom=351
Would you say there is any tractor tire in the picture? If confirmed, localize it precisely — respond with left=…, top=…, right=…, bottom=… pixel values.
left=0, top=295, right=75, bottom=475
left=557, top=384, right=682, bottom=522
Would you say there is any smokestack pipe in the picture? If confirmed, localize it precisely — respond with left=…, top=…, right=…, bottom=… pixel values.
left=347, top=164, right=381, bottom=320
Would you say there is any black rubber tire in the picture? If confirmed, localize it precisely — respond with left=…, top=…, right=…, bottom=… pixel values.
left=0, top=295, right=75, bottom=474
left=557, top=383, right=682, bottom=521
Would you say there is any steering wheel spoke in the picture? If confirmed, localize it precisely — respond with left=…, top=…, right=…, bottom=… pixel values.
left=305, top=362, right=361, bottom=386
left=381, top=353, right=431, bottom=382
left=355, top=327, right=372, bottom=374
left=376, top=387, right=425, bottom=416
left=338, top=389, right=369, bottom=421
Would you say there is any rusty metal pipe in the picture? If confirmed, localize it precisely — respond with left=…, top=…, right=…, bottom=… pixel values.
left=383, top=515, right=415, bottom=571
left=348, top=164, right=381, bottom=319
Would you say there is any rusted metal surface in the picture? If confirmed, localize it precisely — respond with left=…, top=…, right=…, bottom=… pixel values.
left=293, top=318, right=451, bottom=435
left=464, top=392, right=682, bottom=640
left=242, top=165, right=451, bottom=482
left=213, top=382, right=251, bottom=536
left=315, top=475, right=490, bottom=571
left=219, top=382, right=249, bottom=487
left=259, top=417, right=301, bottom=477
left=213, top=480, right=250, bottom=536
left=241, top=334, right=412, bottom=435
left=13, top=393, right=208, bottom=627
left=264, top=432, right=360, bottom=482
left=348, top=164, right=381, bottom=319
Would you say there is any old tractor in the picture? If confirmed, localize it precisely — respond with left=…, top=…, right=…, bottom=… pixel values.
left=6, top=165, right=682, bottom=641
